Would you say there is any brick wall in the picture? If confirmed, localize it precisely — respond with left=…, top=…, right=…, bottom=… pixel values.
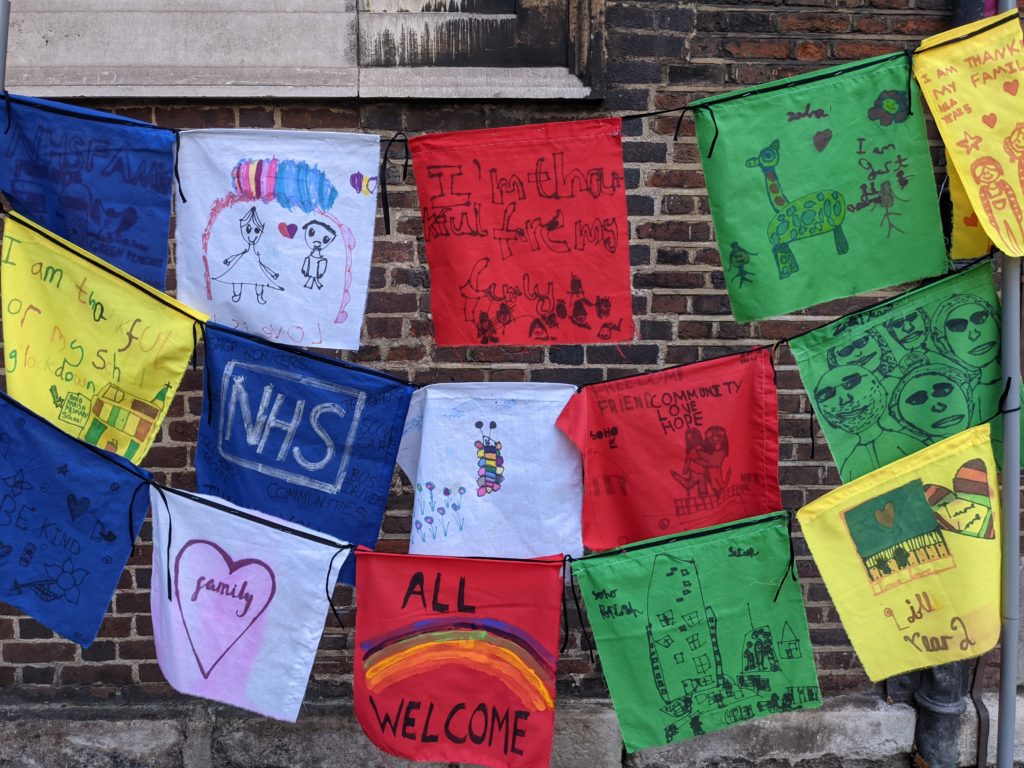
left=2, top=0, right=994, bottom=709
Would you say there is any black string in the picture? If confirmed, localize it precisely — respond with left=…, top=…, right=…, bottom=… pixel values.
left=773, top=510, right=798, bottom=603
left=149, top=483, right=174, bottom=602
left=912, top=10, right=1020, bottom=56
left=705, top=107, right=719, bottom=159
left=126, top=479, right=153, bottom=560
left=563, top=556, right=594, bottom=663
left=190, top=320, right=203, bottom=372
left=3, top=92, right=11, bottom=135
left=904, top=50, right=915, bottom=117
left=380, top=132, right=410, bottom=236
left=560, top=556, right=572, bottom=653
left=0, top=91, right=176, bottom=133
left=326, top=548, right=351, bottom=627
left=577, top=343, right=773, bottom=391
left=174, top=131, right=188, bottom=204
left=4, top=210, right=202, bottom=322
left=808, top=408, right=817, bottom=460
left=621, top=105, right=690, bottom=142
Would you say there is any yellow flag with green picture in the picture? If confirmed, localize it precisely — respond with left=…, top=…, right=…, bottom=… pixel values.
left=1, top=211, right=207, bottom=463
left=797, top=424, right=1000, bottom=682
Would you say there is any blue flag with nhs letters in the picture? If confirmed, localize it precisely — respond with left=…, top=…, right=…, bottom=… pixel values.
left=0, top=93, right=175, bottom=288
left=0, top=390, right=151, bottom=647
left=196, top=323, right=415, bottom=583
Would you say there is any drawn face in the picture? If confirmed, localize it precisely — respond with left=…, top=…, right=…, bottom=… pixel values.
left=942, top=302, right=999, bottom=368
left=971, top=157, right=1003, bottom=186
left=304, top=221, right=335, bottom=252
left=897, top=371, right=970, bottom=439
left=815, top=365, right=886, bottom=434
left=1004, top=123, right=1024, bottom=161
left=884, top=309, right=927, bottom=350
left=239, top=208, right=264, bottom=245
left=831, top=334, right=885, bottom=374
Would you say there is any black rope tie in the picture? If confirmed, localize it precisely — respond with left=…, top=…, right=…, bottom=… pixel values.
left=904, top=50, right=915, bottom=117
left=705, top=107, right=719, bottom=159
left=326, top=547, right=354, bottom=627
left=126, top=479, right=154, bottom=560
left=562, top=556, right=595, bottom=662
left=808, top=408, right=818, bottom=460
left=380, top=131, right=410, bottom=236
left=773, top=511, right=798, bottom=603
left=560, top=556, right=572, bottom=653
left=148, top=484, right=174, bottom=602
left=190, top=319, right=204, bottom=372
left=3, top=92, right=12, bottom=135
left=173, top=131, right=187, bottom=204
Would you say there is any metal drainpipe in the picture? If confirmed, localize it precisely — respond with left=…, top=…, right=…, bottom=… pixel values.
left=898, top=3, right=991, bottom=766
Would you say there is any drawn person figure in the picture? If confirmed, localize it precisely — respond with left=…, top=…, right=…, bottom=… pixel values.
left=814, top=365, right=925, bottom=477
left=300, top=219, right=337, bottom=290
left=970, top=155, right=1024, bottom=252
left=889, top=363, right=974, bottom=445
left=931, top=295, right=1002, bottom=418
left=214, top=207, right=283, bottom=304
left=1003, top=121, right=1024, bottom=197
left=825, top=328, right=897, bottom=377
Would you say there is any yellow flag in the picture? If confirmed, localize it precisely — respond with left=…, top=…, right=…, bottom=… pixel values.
left=1, top=212, right=207, bottom=463
left=948, top=149, right=993, bottom=259
left=798, top=424, right=1000, bottom=681
left=916, top=11, right=1024, bottom=256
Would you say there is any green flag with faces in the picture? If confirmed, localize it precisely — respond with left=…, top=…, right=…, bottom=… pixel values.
left=790, top=261, right=1016, bottom=482
left=571, top=512, right=820, bottom=753
left=692, top=53, right=948, bottom=322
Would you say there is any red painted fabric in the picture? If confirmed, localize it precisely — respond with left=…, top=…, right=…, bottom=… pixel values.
left=556, top=348, right=782, bottom=550
left=409, top=118, right=634, bottom=346
left=354, top=548, right=563, bottom=768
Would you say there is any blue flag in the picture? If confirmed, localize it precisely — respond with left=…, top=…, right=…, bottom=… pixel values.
left=196, top=323, right=415, bottom=583
left=0, top=94, right=175, bottom=288
left=0, top=391, right=151, bottom=646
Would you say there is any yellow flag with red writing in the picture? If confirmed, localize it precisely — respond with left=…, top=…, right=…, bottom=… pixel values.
left=916, top=10, right=1024, bottom=256
left=1, top=212, right=206, bottom=463
left=798, top=424, right=1000, bottom=681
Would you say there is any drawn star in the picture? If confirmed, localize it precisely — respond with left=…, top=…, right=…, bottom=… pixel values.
left=56, top=465, right=69, bottom=478
left=956, top=131, right=983, bottom=155
left=3, top=469, right=33, bottom=497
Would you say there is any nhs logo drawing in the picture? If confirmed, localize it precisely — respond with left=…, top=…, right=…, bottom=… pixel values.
left=218, top=361, right=366, bottom=494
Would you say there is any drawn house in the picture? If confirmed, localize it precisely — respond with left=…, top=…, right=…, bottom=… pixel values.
left=777, top=621, right=802, bottom=659
left=843, top=481, right=955, bottom=595
left=82, top=382, right=169, bottom=461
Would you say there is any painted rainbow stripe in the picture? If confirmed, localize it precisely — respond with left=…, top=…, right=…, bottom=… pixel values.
left=230, top=158, right=339, bottom=213
left=361, top=619, right=556, bottom=712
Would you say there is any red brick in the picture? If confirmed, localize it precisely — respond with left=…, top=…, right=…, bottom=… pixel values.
left=3, top=641, right=76, bottom=664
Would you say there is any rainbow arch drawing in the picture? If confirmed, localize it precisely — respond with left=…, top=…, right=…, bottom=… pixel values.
left=360, top=618, right=557, bottom=712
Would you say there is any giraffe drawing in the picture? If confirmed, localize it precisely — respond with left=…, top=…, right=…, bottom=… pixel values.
left=745, top=139, right=849, bottom=279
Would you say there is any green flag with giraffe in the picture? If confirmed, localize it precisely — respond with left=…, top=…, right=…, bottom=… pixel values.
left=693, top=54, right=948, bottom=323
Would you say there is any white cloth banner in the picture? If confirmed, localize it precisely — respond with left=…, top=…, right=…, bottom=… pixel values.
left=174, top=129, right=380, bottom=350
left=150, top=486, right=349, bottom=721
left=398, top=383, right=583, bottom=559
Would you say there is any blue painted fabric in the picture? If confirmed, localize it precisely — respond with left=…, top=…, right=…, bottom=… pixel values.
left=196, top=323, right=415, bottom=583
left=0, top=94, right=175, bottom=288
left=0, top=390, right=151, bottom=646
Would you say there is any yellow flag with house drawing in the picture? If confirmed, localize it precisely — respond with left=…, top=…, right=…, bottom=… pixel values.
left=916, top=10, right=1024, bottom=256
left=1, top=212, right=206, bottom=463
left=797, top=424, right=1000, bottom=682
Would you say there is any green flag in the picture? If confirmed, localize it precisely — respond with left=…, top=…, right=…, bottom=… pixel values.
left=693, top=54, right=947, bottom=322
left=572, top=513, right=820, bottom=752
left=790, top=261, right=1015, bottom=482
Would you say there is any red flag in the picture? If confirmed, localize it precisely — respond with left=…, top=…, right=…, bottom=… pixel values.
left=556, top=348, right=782, bottom=550
left=409, top=118, right=634, bottom=346
left=354, top=549, right=563, bottom=768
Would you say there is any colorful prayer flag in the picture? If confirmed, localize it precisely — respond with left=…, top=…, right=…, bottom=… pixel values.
left=397, top=383, right=583, bottom=559
left=150, top=485, right=350, bottom=721
left=354, top=549, right=563, bottom=768
left=572, top=512, right=821, bottom=752
left=790, top=262, right=1011, bottom=481
left=0, top=391, right=151, bottom=646
left=0, top=94, right=176, bottom=288
left=556, top=349, right=781, bottom=550
left=196, top=322, right=415, bottom=584
left=693, top=54, right=947, bottom=322
left=408, top=118, right=634, bottom=346
left=174, top=129, right=380, bottom=350
left=1, top=212, right=206, bottom=463
left=916, top=11, right=1024, bottom=256
left=797, top=424, right=1000, bottom=681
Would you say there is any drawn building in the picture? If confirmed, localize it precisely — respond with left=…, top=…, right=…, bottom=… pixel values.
left=82, top=382, right=170, bottom=461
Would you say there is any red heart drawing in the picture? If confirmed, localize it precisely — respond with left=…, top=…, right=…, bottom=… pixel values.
left=174, top=539, right=276, bottom=679
left=982, top=113, right=998, bottom=129
left=278, top=222, right=298, bottom=239
left=964, top=213, right=979, bottom=228
left=1004, top=80, right=1020, bottom=97
left=813, top=130, right=833, bottom=152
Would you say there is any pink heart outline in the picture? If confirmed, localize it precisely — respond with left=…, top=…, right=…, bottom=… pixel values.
left=174, top=539, right=276, bottom=679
